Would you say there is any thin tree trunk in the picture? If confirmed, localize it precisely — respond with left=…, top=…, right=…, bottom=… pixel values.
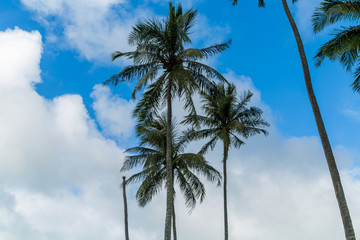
left=122, top=176, right=130, bottom=240
left=164, top=79, right=174, bottom=240
left=173, top=202, right=177, bottom=240
left=223, top=142, right=229, bottom=240
left=281, top=1, right=356, bottom=239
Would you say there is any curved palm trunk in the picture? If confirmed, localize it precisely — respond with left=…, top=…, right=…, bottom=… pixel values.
left=122, top=176, right=130, bottom=240
left=281, top=1, right=356, bottom=239
left=223, top=142, right=229, bottom=240
left=164, top=79, right=174, bottom=240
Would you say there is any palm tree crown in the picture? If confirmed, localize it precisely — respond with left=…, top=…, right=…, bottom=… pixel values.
left=122, top=114, right=221, bottom=210
left=184, top=83, right=269, bottom=154
left=313, top=0, right=360, bottom=92
left=104, top=3, right=230, bottom=121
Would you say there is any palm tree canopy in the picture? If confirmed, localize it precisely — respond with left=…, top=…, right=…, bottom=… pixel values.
left=122, top=114, right=221, bottom=211
left=103, top=2, right=230, bottom=122
left=183, top=83, right=269, bottom=154
left=312, top=0, right=360, bottom=92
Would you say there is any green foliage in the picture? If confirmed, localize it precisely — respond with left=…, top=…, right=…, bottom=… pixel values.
left=183, top=83, right=269, bottom=153
left=122, top=114, right=221, bottom=211
left=312, top=0, right=360, bottom=92
left=104, top=2, right=231, bottom=121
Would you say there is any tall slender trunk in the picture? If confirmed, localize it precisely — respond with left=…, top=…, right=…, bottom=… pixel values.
left=164, top=79, right=174, bottom=240
left=281, top=1, right=356, bottom=239
left=172, top=169, right=177, bottom=240
left=173, top=202, right=177, bottom=240
left=223, top=142, right=229, bottom=240
left=122, top=176, right=130, bottom=240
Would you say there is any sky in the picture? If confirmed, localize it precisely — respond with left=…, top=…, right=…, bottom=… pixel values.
left=1, top=0, right=360, bottom=239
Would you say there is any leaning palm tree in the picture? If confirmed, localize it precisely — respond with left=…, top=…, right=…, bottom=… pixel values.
left=104, top=4, right=230, bottom=239
left=122, top=114, right=221, bottom=240
left=231, top=0, right=356, bottom=239
left=183, top=83, right=268, bottom=240
left=313, top=0, right=360, bottom=92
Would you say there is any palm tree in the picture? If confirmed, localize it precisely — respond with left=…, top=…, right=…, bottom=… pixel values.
left=313, top=0, right=360, bottom=92
left=122, top=176, right=130, bottom=240
left=183, top=83, right=268, bottom=240
left=104, top=4, right=230, bottom=239
left=231, top=1, right=356, bottom=239
left=122, top=114, right=221, bottom=240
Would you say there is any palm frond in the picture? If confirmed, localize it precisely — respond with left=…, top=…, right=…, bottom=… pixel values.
left=175, top=168, right=198, bottom=211
left=178, top=153, right=222, bottom=186
left=136, top=167, right=166, bottom=207
left=313, top=0, right=360, bottom=33
left=199, top=40, right=232, bottom=58
left=128, top=18, right=166, bottom=46
left=185, top=61, right=228, bottom=83
left=103, top=63, right=158, bottom=86
left=351, top=63, right=360, bottom=92
left=199, top=136, right=218, bottom=155
left=181, top=48, right=204, bottom=61
left=111, top=51, right=135, bottom=61
left=132, top=65, right=161, bottom=99
left=314, top=25, right=360, bottom=69
left=133, top=73, right=167, bottom=122
left=230, top=133, right=245, bottom=149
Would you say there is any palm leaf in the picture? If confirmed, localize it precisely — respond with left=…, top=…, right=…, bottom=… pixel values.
left=313, top=0, right=360, bottom=33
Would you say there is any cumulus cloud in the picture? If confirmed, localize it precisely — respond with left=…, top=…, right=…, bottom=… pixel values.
left=0, top=28, right=128, bottom=239
left=91, top=84, right=136, bottom=141
left=20, top=0, right=230, bottom=65
left=1, top=27, right=360, bottom=240
left=20, top=0, right=152, bottom=63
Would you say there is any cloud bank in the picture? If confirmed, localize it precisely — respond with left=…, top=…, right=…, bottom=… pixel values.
left=1, top=27, right=360, bottom=240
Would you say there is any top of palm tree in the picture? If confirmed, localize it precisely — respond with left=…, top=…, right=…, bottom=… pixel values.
left=183, top=83, right=269, bottom=154
left=103, top=2, right=231, bottom=122
left=122, top=113, right=221, bottom=210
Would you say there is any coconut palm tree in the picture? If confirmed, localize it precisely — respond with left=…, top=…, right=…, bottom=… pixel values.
left=231, top=1, right=356, bottom=239
left=183, top=83, right=268, bottom=240
left=313, top=0, right=360, bottom=92
left=104, top=4, right=230, bottom=239
left=122, top=114, right=221, bottom=240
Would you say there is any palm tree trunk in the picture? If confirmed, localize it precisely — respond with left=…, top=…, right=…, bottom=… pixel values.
left=281, top=1, right=356, bottom=239
left=172, top=169, right=177, bottom=240
left=164, top=79, right=174, bottom=240
left=173, top=202, right=177, bottom=240
left=223, top=142, right=229, bottom=240
left=122, top=176, right=130, bottom=240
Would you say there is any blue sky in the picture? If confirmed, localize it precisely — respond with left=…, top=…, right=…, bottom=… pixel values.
left=2, top=0, right=360, bottom=150
left=1, top=0, right=360, bottom=239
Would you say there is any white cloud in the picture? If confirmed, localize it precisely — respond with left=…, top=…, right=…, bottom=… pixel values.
left=20, top=0, right=230, bottom=65
left=0, top=28, right=128, bottom=239
left=2, top=27, right=360, bottom=240
left=0, top=27, right=42, bottom=88
left=91, top=84, right=136, bottom=140
left=20, top=0, right=152, bottom=63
